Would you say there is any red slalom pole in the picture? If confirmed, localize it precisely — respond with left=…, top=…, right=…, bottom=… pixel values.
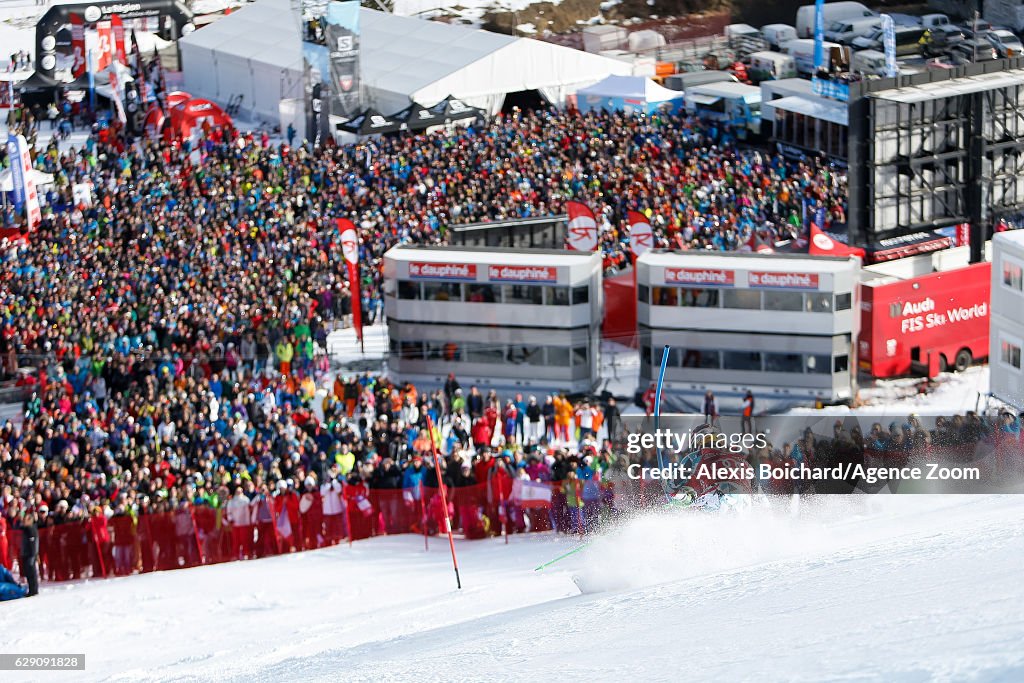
left=426, top=415, right=461, bottom=590
left=420, top=482, right=428, bottom=552
left=498, top=484, right=509, bottom=545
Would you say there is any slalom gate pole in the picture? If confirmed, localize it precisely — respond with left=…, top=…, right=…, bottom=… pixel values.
left=343, top=483, right=354, bottom=548
left=425, top=415, right=462, bottom=590
left=499, top=484, right=509, bottom=545
left=654, top=345, right=672, bottom=503
left=421, top=482, right=428, bottom=551
left=190, top=508, right=205, bottom=565
left=534, top=540, right=592, bottom=572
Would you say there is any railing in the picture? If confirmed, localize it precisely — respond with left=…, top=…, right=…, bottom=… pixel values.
left=1, top=478, right=664, bottom=583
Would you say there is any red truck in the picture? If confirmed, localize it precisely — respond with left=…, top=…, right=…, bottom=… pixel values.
left=859, top=261, right=991, bottom=378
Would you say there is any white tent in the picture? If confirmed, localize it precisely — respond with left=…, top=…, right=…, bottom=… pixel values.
left=179, top=2, right=629, bottom=121
left=1, top=169, right=55, bottom=193
left=359, top=9, right=631, bottom=115
left=576, top=75, right=684, bottom=115
left=178, top=0, right=305, bottom=123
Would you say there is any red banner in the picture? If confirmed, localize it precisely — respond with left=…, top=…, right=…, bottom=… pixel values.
left=408, top=262, right=476, bottom=280
left=111, top=14, right=127, bottom=65
left=487, top=265, right=557, bottom=283
left=96, top=20, right=113, bottom=71
left=627, top=211, right=653, bottom=257
left=664, top=267, right=735, bottom=287
left=70, top=14, right=86, bottom=78
left=748, top=271, right=820, bottom=289
left=566, top=201, right=598, bottom=251
left=809, top=222, right=865, bottom=259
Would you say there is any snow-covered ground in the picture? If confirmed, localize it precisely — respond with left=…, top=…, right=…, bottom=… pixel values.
left=2, top=495, right=1022, bottom=681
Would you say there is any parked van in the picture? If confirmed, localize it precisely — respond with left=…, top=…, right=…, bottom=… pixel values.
left=748, top=51, right=798, bottom=81
left=781, top=38, right=843, bottom=74
left=761, top=23, right=798, bottom=50
left=851, top=49, right=889, bottom=75
left=684, top=81, right=762, bottom=137
left=920, top=13, right=950, bottom=30
left=824, top=17, right=881, bottom=45
left=663, top=70, right=737, bottom=91
left=852, top=26, right=926, bottom=56
left=795, top=1, right=874, bottom=38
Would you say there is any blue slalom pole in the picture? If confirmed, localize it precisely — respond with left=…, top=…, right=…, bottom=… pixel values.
left=654, top=345, right=671, bottom=502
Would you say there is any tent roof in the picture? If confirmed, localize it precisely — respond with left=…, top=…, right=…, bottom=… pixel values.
left=359, top=8, right=630, bottom=106
left=179, top=0, right=302, bottom=70
left=576, top=75, right=683, bottom=103
left=360, top=9, right=518, bottom=101
left=768, top=95, right=849, bottom=126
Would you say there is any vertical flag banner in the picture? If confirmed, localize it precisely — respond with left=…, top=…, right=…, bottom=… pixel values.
left=337, top=218, right=363, bottom=344
left=881, top=14, right=898, bottom=78
left=87, top=48, right=96, bottom=111
left=566, top=201, right=598, bottom=251
left=813, top=0, right=825, bottom=72
left=70, top=14, right=86, bottom=78
left=627, top=211, right=654, bottom=258
left=7, top=134, right=42, bottom=229
left=96, top=20, right=113, bottom=71
left=131, top=29, right=149, bottom=104
left=111, top=15, right=127, bottom=65
left=326, top=1, right=361, bottom=121
left=5, top=134, right=25, bottom=214
left=108, top=64, right=128, bottom=124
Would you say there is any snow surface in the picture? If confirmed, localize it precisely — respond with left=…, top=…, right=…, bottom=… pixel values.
left=3, top=495, right=1023, bottom=682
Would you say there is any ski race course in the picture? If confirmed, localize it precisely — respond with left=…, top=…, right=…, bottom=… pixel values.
left=2, top=495, right=1022, bottom=682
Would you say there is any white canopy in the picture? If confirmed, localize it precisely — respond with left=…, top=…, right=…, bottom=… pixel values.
left=767, top=95, right=849, bottom=126
left=576, top=75, right=683, bottom=103
left=179, top=2, right=629, bottom=121
left=359, top=9, right=631, bottom=115
left=179, top=0, right=305, bottom=123
left=0, top=168, right=55, bottom=193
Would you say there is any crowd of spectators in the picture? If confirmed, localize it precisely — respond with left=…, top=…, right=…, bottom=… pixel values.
left=0, top=100, right=844, bottom=587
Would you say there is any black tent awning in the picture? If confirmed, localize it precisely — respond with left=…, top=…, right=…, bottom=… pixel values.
left=15, top=71, right=61, bottom=93
left=336, top=108, right=406, bottom=135
left=395, top=97, right=485, bottom=132
left=394, top=101, right=447, bottom=131
left=439, top=96, right=484, bottom=122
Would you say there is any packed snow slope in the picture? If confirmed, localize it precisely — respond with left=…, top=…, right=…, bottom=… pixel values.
left=3, top=496, right=1023, bottom=682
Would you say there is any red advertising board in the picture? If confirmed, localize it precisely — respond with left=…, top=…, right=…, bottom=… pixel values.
left=487, top=265, right=558, bottom=283
left=664, top=268, right=735, bottom=287
left=859, top=262, right=991, bottom=377
left=408, top=262, right=477, bottom=280
left=748, top=271, right=820, bottom=289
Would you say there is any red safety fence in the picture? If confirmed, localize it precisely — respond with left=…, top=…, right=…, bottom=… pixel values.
left=6, top=478, right=652, bottom=584
left=9, top=437, right=1020, bottom=585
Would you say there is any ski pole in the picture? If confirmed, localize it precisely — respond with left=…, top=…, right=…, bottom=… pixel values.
left=534, top=540, right=592, bottom=572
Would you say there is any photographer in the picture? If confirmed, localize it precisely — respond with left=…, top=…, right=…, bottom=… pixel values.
left=320, top=467, right=347, bottom=545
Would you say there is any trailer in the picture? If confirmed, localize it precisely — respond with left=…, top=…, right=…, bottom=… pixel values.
left=990, top=230, right=1024, bottom=408
left=859, top=247, right=991, bottom=378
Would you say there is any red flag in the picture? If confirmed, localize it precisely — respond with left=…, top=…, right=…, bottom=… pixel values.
left=808, top=221, right=865, bottom=258
left=70, top=14, right=86, bottom=78
left=337, top=218, right=363, bottom=343
left=565, top=201, right=598, bottom=251
left=627, top=211, right=653, bottom=257
left=111, top=15, right=127, bottom=65
left=741, top=229, right=774, bottom=254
